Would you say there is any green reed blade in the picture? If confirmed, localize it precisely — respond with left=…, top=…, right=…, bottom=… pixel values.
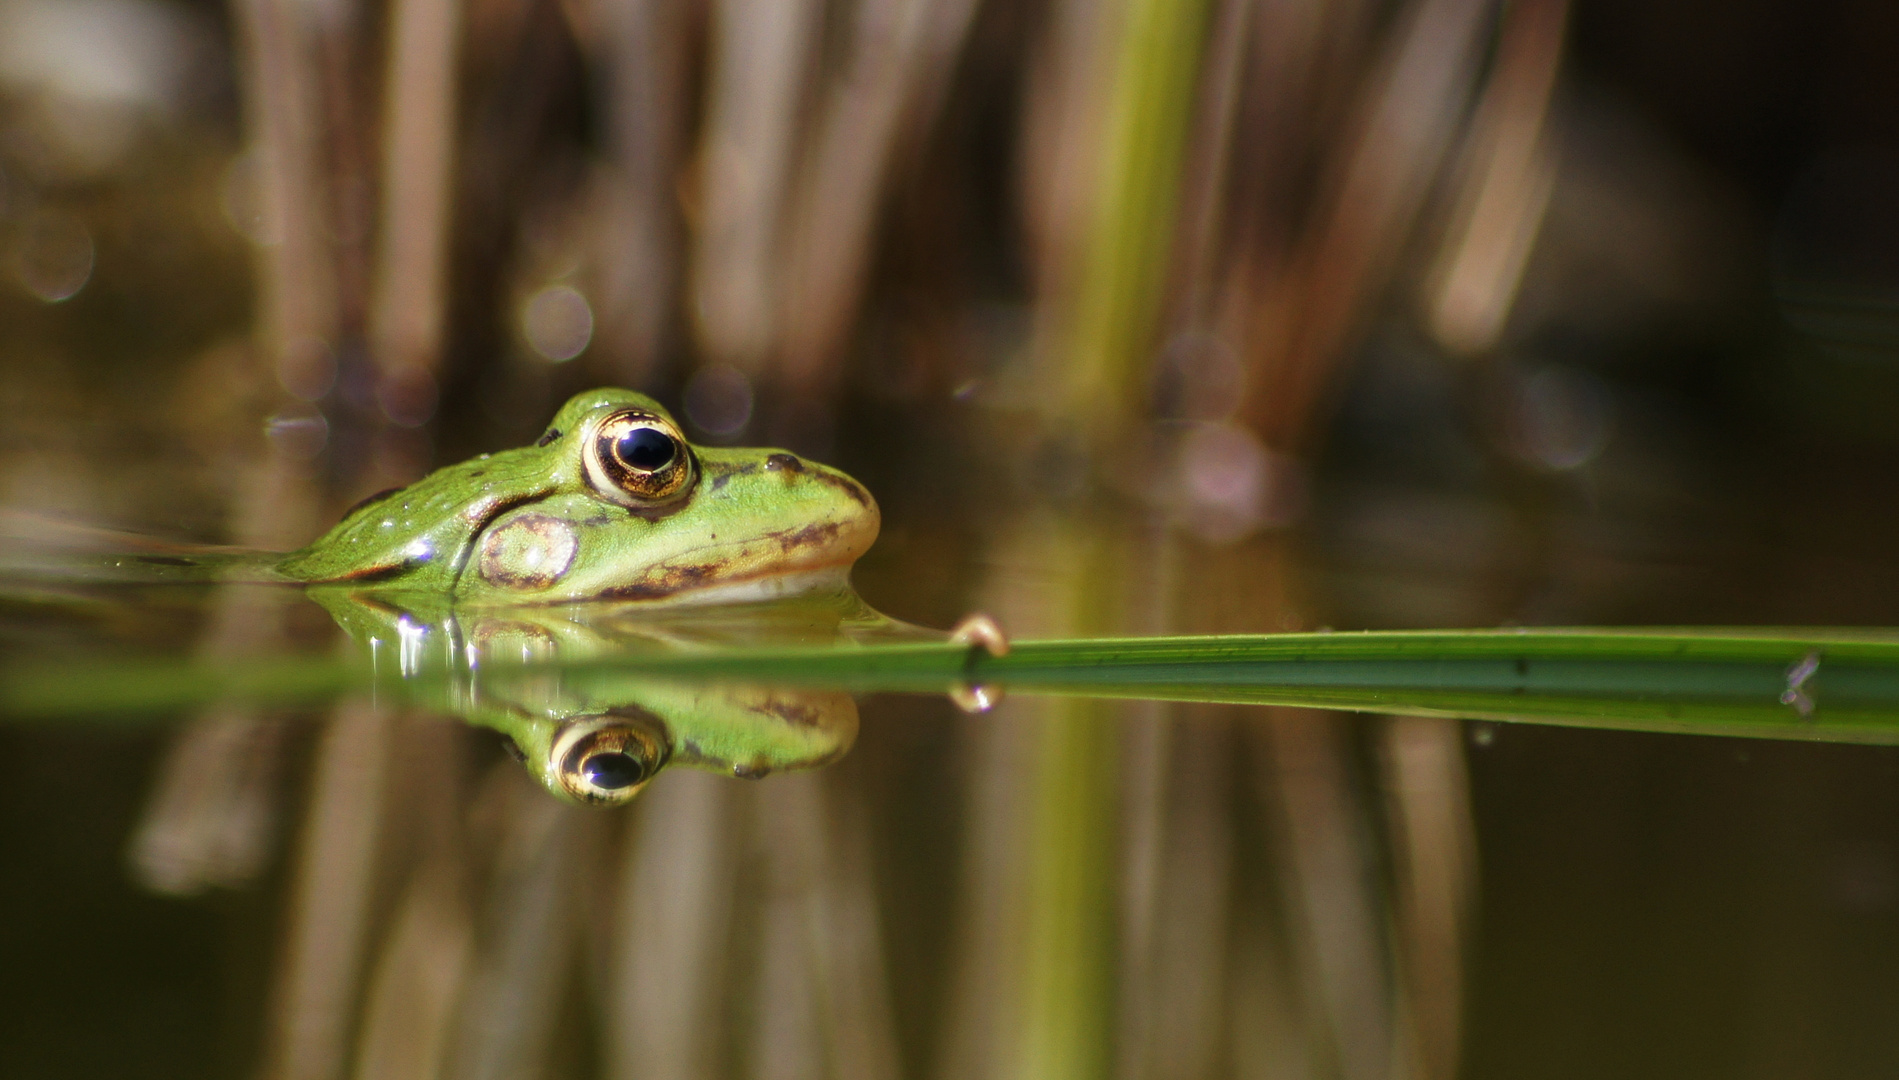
left=6, top=627, right=1898, bottom=742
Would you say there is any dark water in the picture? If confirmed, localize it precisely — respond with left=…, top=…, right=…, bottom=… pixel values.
left=9, top=538, right=1899, bottom=1080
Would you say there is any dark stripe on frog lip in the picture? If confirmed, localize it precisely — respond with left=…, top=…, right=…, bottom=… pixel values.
left=589, top=546, right=857, bottom=603
left=764, top=521, right=844, bottom=552
left=334, top=560, right=418, bottom=583
left=594, top=562, right=724, bottom=600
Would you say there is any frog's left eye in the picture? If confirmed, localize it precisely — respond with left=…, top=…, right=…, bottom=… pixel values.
left=585, top=410, right=694, bottom=504
left=549, top=712, right=672, bottom=807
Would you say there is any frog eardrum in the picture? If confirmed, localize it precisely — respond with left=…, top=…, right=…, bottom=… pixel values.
left=549, top=712, right=672, bottom=806
left=586, top=409, right=694, bottom=504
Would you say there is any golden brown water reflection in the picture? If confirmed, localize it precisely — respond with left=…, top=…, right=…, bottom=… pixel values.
left=9, top=0, right=1899, bottom=1074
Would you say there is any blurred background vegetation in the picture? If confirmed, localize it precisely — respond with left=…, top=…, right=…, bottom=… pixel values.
left=6, top=0, right=1899, bottom=1076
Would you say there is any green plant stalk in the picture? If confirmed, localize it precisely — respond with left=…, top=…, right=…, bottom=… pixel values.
left=1032, top=0, right=1212, bottom=1064
left=7, top=628, right=1898, bottom=741
left=1061, top=0, right=1211, bottom=433
left=1015, top=694, right=1119, bottom=1080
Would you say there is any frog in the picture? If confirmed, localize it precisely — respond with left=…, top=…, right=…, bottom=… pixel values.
left=277, top=388, right=880, bottom=605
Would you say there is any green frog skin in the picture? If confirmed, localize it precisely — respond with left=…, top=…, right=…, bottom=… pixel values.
left=278, top=389, right=879, bottom=605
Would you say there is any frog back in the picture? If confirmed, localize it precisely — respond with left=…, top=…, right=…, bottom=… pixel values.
left=278, top=448, right=557, bottom=588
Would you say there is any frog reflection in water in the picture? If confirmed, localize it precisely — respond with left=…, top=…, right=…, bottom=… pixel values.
left=314, top=588, right=877, bottom=806
left=279, top=387, right=879, bottom=604
left=290, top=388, right=914, bottom=805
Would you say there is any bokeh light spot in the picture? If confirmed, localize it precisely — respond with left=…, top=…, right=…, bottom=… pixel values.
left=683, top=364, right=754, bottom=436
left=522, top=285, right=593, bottom=362
left=1501, top=364, right=1611, bottom=471
left=1175, top=422, right=1305, bottom=542
left=13, top=209, right=94, bottom=302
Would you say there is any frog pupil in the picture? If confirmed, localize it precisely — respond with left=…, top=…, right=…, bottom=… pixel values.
left=616, top=427, right=675, bottom=471
left=583, top=751, right=645, bottom=789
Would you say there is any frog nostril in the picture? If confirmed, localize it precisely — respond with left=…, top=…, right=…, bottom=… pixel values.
left=764, top=453, right=803, bottom=473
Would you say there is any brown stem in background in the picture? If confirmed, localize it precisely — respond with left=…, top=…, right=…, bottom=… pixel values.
left=259, top=699, right=390, bottom=1080
left=1255, top=710, right=1400, bottom=1080
left=1427, top=0, right=1568, bottom=356
left=369, top=0, right=463, bottom=458
left=352, top=714, right=473, bottom=1080
left=1134, top=712, right=1237, bottom=1080
left=1164, top=0, right=1257, bottom=336
left=935, top=707, right=1040, bottom=1080
left=690, top=0, right=824, bottom=372
left=352, top=864, right=473, bottom=1080
left=607, top=770, right=740, bottom=1080
left=235, top=0, right=339, bottom=373
left=751, top=774, right=902, bottom=1080
left=1018, top=0, right=1119, bottom=340
left=808, top=778, right=905, bottom=1080
left=452, top=770, right=591, bottom=1080
left=127, top=0, right=342, bottom=899
left=590, top=0, right=695, bottom=386
left=1243, top=0, right=1496, bottom=452
left=1227, top=878, right=1319, bottom=1078
left=1380, top=716, right=1478, bottom=1080
left=776, top=0, right=984, bottom=396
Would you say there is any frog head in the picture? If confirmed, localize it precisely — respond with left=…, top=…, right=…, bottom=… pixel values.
left=280, top=389, right=879, bottom=605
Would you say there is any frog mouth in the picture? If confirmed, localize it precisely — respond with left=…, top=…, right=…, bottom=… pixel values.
left=593, top=514, right=879, bottom=603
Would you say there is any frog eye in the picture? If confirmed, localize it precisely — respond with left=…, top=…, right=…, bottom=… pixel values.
left=585, top=410, right=694, bottom=503
left=549, top=712, right=672, bottom=807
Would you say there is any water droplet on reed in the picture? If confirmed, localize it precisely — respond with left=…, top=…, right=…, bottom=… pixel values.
left=949, top=683, right=1003, bottom=714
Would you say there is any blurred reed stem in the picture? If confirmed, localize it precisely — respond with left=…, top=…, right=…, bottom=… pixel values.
left=608, top=770, right=740, bottom=1080
left=129, top=0, right=340, bottom=899
left=452, top=769, right=587, bottom=1080
left=1060, top=0, right=1210, bottom=437
left=1378, top=715, right=1477, bottom=1080
left=778, top=0, right=983, bottom=395
left=1004, top=0, right=1213, bottom=1069
left=1018, top=689, right=1121, bottom=1080
left=1255, top=709, right=1400, bottom=1080
left=692, top=0, right=824, bottom=372
left=1426, top=0, right=1568, bottom=356
left=1244, top=0, right=1494, bottom=449
left=370, top=0, right=463, bottom=388
left=260, top=698, right=389, bottom=1080
left=591, top=0, right=693, bottom=384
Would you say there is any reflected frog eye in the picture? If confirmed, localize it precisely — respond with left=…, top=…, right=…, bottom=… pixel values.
left=585, top=410, right=694, bottom=503
left=549, top=712, right=672, bottom=807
